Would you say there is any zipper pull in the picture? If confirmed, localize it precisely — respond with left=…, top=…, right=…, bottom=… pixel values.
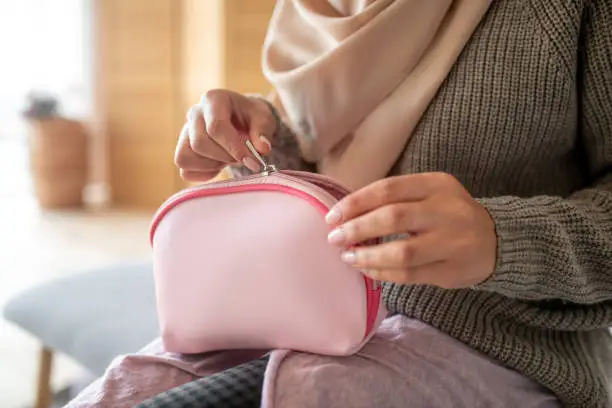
left=246, top=140, right=277, bottom=176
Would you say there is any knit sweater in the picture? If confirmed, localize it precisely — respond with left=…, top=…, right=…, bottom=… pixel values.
left=241, top=1, right=612, bottom=407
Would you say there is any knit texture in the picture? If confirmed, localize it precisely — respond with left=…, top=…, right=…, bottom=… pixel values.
left=239, top=1, right=612, bottom=407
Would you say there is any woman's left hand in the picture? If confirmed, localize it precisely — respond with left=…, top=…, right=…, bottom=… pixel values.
left=325, top=173, right=497, bottom=289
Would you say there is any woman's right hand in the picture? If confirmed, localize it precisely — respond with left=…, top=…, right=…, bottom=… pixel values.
left=175, top=89, right=277, bottom=182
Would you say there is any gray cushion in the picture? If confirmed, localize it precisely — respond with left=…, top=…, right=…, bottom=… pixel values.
left=2, top=261, right=159, bottom=375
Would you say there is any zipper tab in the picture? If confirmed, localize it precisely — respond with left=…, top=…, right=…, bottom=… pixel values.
left=246, top=140, right=277, bottom=176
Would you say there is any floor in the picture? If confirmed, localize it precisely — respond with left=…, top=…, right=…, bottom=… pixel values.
left=0, top=137, right=154, bottom=407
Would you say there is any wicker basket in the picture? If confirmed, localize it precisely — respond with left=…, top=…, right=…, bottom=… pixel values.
left=28, top=118, right=88, bottom=209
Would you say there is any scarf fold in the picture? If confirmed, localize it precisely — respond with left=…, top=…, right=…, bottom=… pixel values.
left=262, top=0, right=491, bottom=189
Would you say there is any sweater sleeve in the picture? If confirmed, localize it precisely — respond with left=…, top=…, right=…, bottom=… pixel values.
left=228, top=96, right=315, bottom=178
left=474, top=0, right=612, bottom=304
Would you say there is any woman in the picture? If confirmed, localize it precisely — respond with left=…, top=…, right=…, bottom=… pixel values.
left=67, top=0, right=612, bottom=407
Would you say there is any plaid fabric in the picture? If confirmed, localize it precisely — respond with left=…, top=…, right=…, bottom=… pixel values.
left=135, top=356, right=269, bottom=408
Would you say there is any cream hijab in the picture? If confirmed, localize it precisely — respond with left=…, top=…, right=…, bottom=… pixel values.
left=262, top=0, right=491, bottom=190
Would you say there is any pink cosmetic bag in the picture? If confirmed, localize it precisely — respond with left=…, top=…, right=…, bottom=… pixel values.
left=150, top=151, right=387, bottom=356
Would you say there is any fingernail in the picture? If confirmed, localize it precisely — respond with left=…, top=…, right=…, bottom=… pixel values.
left=325, top=208, right=342, bottom=224
left=259, top=135, right=272, bottom=151
left=341, top=251, right=356, bottom=265
left=327, top=228, right=346, bottom=245
left=242, top=157, right=261, bottom=172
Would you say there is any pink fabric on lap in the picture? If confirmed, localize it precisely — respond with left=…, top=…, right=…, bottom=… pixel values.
left=261, top=316, right=561, bottom=408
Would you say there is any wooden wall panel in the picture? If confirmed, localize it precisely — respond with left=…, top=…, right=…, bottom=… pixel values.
left=178, top=0, right=275, bottom=111
left=95, top=0, right=182, bottom=208
left=224, top=0, right=276, bottom=94
left=179, top=0, right=224, bottom=109
left=94, top=0, right=276, bottom=208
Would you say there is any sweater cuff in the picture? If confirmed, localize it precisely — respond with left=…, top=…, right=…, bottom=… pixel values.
left=472, top=196, right=546, bottom=295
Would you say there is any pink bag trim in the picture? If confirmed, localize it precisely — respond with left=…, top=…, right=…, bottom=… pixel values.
left=150, top=181, right=382, bottom=340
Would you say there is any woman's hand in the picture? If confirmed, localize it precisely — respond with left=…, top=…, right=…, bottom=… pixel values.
left=175, top=90, right=277, bottom=181
left=325, top=173, right=497, bottom=289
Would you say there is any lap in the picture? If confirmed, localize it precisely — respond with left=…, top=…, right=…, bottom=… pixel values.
left=267, top=316, right=561, bottom=408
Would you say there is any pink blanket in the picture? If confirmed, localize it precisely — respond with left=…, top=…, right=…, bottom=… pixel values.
left=66, top=316, right=560, bottom=407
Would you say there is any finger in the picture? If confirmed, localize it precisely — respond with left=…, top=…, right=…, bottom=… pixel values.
left=247, top=99, right=276, bottom=155
left=175, top=123, right=227, bottom=171
left=326, top=173, right=456, bottom=225
left=340, top=234, right=449, bottom=270
left=363, top=261, right=454, bottom=288
left=328, top=202, right=433, bottom=246
left=249, top=131, right=272, bottom=157
left=187, top=106, right=234, bottom=163
left=201, top=91, right=260, bottom=171
left=180, top=169, right=222, bottom=182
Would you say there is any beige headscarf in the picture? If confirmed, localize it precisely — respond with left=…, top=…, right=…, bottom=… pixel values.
left=262, top=0, right=491, bottom=190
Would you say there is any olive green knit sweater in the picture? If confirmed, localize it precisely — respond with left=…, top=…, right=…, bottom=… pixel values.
left=243, top=1, right=612, bottom=406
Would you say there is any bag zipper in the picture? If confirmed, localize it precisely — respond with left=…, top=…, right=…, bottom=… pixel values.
left=246, top=140, right=277, bottom=176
